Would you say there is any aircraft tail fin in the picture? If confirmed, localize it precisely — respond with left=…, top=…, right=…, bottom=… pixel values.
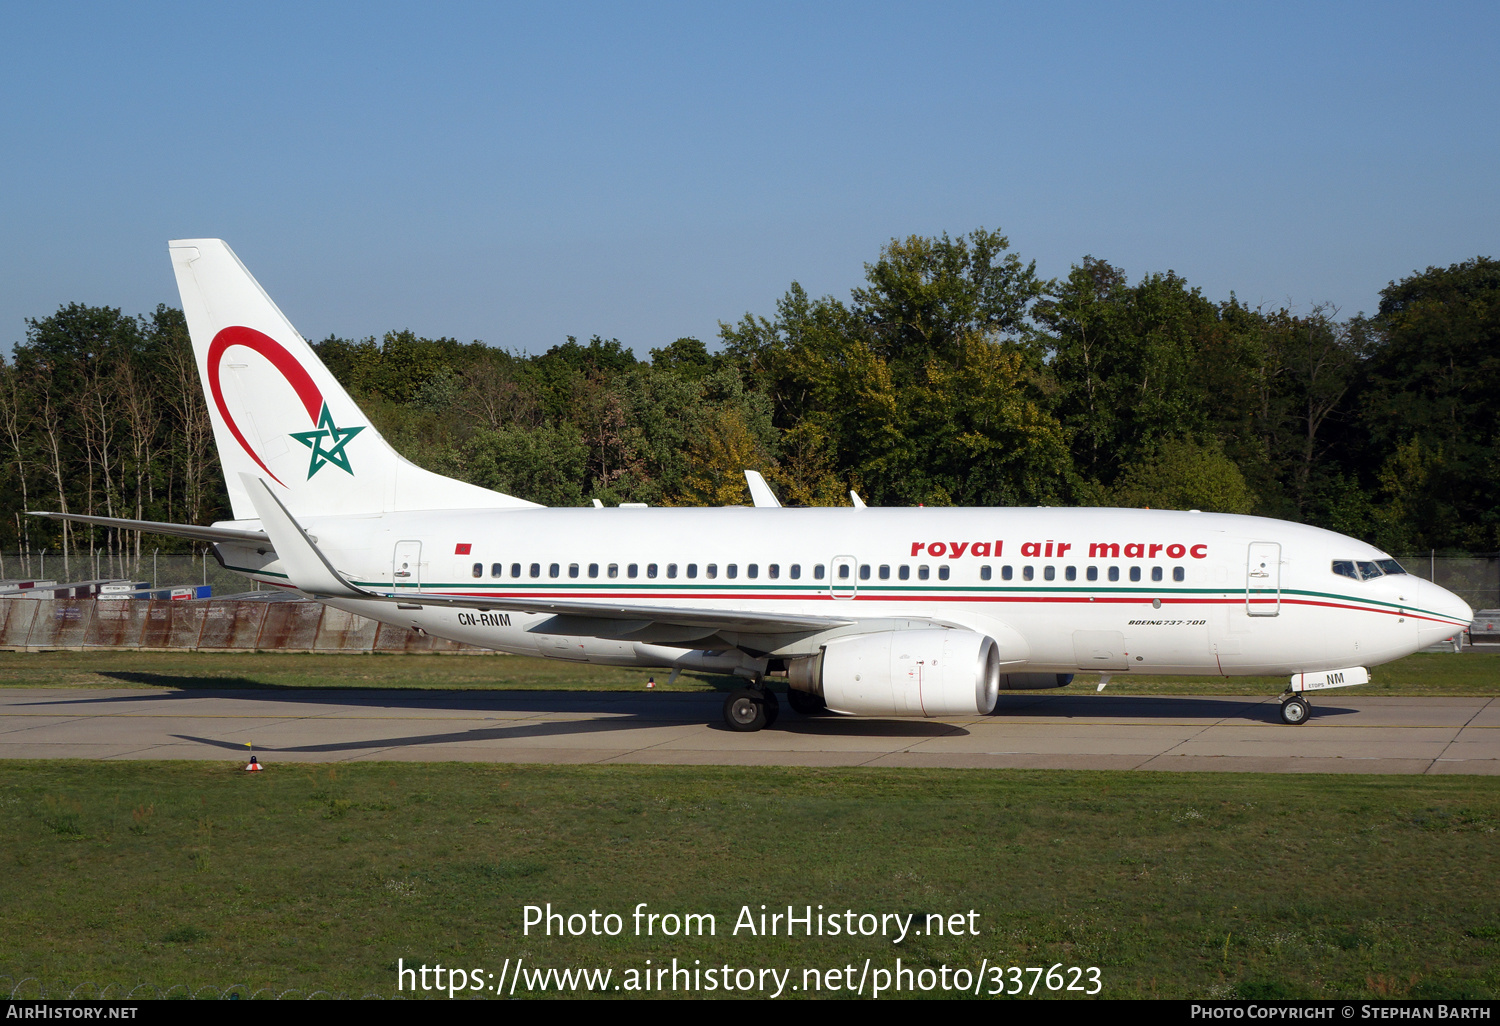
left=169, top=239, right=540, bottom=519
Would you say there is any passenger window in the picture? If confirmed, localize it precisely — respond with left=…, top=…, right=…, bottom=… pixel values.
left=768, top=564, right=779, bottom=579
left=608, top=563, right=619, bottom=579
left=899, top=565, right=910, bottom=580
left=687, top=564, right=697, bottom=579
left=569, top=563, right=579, bottom=579
left=1129, top=566, right=1141, bottom=582
left=530, top=563, right=541, bottom=579
left=918, top=565, right=930, bottom=580
left=727, top=564, right=738, bottom=579
left=647, top=563, right=658, bottom=579
left=491, top=563, right=503, bottom=578
left=511, top=563, right=522, bottom=578
left=1086, top=566, right=1098, bottom=582
left=1044, top=566, right=1055, bottom=581
left=1023, top=566, right=1034, bottom=581
left=814, top=565, right=825, bottom=580
left=1173, top=567, right=1185, bottom=582
left=1001, top=565, right=1013, bottom=581
left=472, top=563, right=483, bottom=578
left=667, top=563, right=677, bottom=579
left=549, top=563, right=560, bottom=578
left=628, top=564, right=639, bottom=579
left=879, top=565, right=890, bottom=580
left=790, top=564, right=800, bottom=579
left=858, top=564, right=870, bottom=580
left=588, top=563, right=599, bottom=578
left=1108, top=566, right=1119, bottom=582
left=980, top=565, right=992, bottom=581
left=837, top=564, right=850, bottom=580
left=706, top=564, right=718, bottom=579
left=747, top=564, right=758, bottom=579
left=938, top=566, right=950, bottom=580
left=1065, top=566, right=1076, bottom=581
left=1151, top=566, right=1162, bottom=582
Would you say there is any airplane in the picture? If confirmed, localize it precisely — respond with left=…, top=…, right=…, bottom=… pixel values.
left=36, top=240, right=1474, bottom=731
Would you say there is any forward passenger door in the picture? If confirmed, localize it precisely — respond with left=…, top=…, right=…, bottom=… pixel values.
left=1246, top=542, right=1281, bottom=617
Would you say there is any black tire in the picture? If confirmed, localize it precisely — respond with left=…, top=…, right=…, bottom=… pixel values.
left=1280, top=696, right=1310, bottom=725
left=762, top=689, right=781, bottom=728
left=786, top=689, right=827, bottom=715
left=723, top=689, right=768, bottom=732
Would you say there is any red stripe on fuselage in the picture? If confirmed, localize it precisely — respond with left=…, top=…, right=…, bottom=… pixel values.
left=398, top=589, right=1465, bottom=628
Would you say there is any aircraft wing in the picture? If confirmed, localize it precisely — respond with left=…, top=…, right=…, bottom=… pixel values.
left=363, top=592, right=851, bottom=632
left=239, top=475, right=855, bottom=634
left=29, top=511, right=270, bottom=546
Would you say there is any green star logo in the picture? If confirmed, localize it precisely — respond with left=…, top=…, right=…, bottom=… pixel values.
left=290, top=403, right=366, bottom=479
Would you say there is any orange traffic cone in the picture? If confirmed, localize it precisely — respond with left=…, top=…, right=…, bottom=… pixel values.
left=244, top=755, right=264, bottom=772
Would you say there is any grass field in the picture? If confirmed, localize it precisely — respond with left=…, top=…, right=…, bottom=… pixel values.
left=0, top=761, right=1496, bottom=1000
left=1, top=649, right=1496, bottom=1001
left=1, top=648, right=1498, bottom=696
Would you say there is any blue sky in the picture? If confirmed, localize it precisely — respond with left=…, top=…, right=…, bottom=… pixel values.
left=3, top=2, right=1496, bottom=356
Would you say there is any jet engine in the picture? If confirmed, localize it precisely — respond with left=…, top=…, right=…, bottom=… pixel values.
left=787, top=629, right=1001, bottom=717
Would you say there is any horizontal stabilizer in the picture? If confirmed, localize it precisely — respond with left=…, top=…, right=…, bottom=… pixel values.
left=29, top=511, right=269, bottom=546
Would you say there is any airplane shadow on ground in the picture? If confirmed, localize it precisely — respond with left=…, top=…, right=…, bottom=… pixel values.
left=13, top=681, right=1357, bottom=756
left=990, top=692, right=1360, bottom=724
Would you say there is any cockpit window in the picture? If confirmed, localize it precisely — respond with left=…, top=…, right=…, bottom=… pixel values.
left=1334, top=559, right=1399, bottom=581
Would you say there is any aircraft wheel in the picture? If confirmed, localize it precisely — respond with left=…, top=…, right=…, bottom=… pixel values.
left=723, top=689, right=769, bottom=732
left=1280, top=696, right=1310, bottom=725
left=786, top=689, right=827, bottom=715
left=762, top=689, right=781, bottom=727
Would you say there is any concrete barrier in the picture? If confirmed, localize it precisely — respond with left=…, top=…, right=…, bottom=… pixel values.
left=0, top=598, right=489, bottom=654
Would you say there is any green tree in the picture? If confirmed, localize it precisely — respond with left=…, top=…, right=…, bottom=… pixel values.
left=464, top=424, right=589, bottom=507
left=1355, top=257, right=1500, bottom=548
left=1108, top=439, right=1256, bottom=514
left=1038, top=259, right=1256, bottom=490
left=853, top=228, right=1047, bottom=370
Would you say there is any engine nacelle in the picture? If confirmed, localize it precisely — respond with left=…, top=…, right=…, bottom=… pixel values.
left=997, top=673, right=1075, bottom=690
left=788, top=629, right=1001, bottom=717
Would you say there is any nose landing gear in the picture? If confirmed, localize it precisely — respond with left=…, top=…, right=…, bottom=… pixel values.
left=1279, top=694, right=1310, bottom=725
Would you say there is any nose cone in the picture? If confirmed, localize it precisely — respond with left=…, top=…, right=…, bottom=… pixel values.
left=1415, top=580, right=1473, bottom=647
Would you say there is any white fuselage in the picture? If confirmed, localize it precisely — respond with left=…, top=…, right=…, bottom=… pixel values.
left=215, top=505, right=1472, bottom=680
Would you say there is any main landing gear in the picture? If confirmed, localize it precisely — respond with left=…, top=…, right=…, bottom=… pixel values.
left=1279, top=694, right=1311, bottom=725
left=723, top=687, right=780, bottom=732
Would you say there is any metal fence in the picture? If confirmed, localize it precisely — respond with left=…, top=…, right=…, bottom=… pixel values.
left=0, top=598, right=489, bottom=654
left=0, top=550, right=259, bottom=595
left=1394, top=554, right=1500, bottom=613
